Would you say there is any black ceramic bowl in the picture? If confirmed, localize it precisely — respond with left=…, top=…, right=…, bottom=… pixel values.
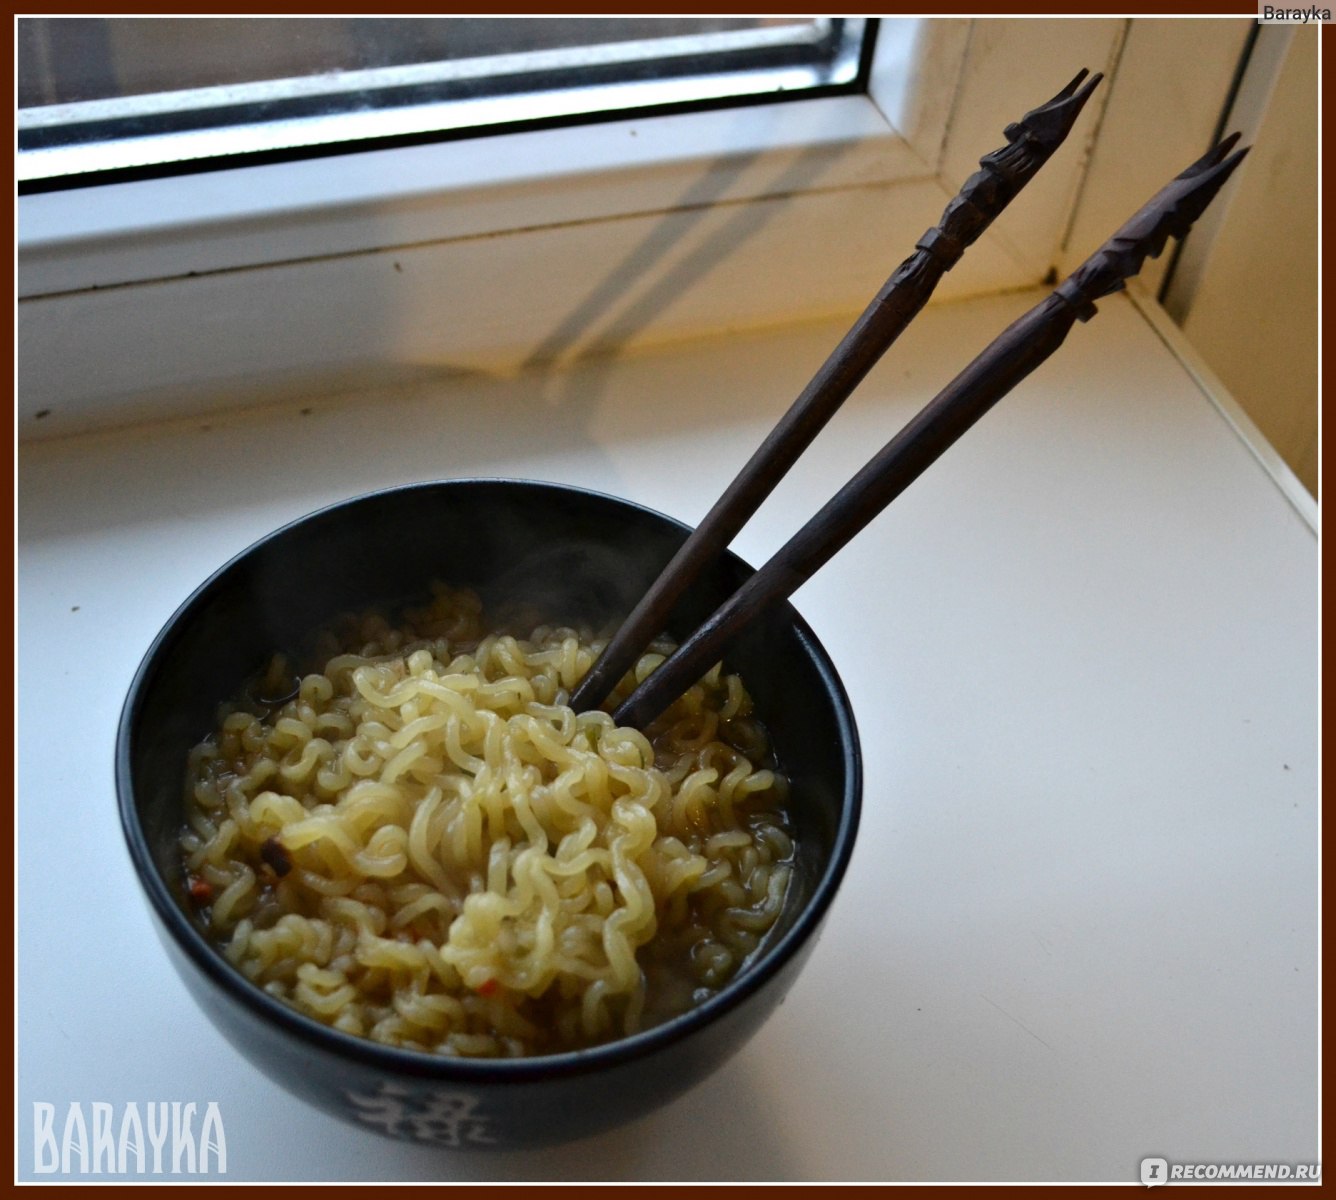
left=117, top=479, right=861, bottom=1150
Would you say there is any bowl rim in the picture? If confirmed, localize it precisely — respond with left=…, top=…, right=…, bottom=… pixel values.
left=116, top=477, right=863, bottom=1083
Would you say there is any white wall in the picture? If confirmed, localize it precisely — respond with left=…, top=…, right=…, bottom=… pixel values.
left=1165, top=26, right=1319, bottom=498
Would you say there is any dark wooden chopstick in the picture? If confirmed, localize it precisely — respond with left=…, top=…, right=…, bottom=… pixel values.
left=613, top=134, right=1249, bottom=731
left=569, top=69, right=1104, bottom=714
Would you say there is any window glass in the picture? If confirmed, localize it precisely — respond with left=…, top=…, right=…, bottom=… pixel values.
left=18, top=17, right=872, bottom=188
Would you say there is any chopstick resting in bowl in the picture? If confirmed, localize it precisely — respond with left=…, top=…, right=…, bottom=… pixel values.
left=612, top=134, right=1249, bottom=731
left=569, top=68, right=1104, bottom=715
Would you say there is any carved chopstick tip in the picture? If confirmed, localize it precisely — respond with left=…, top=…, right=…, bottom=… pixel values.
left=1056, top=67, right=1090, bottom=98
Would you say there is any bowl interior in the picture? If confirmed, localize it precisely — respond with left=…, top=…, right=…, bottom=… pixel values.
left=122, top=479, right=859, bottom=1049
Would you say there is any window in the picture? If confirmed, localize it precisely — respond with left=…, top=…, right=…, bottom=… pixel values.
left=21, top=18, right=1142, bottom=438
left=18, top=17, right=873, bottom=189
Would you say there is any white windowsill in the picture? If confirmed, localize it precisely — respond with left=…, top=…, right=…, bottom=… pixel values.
left=17, top=291, right=1318, bottom=1180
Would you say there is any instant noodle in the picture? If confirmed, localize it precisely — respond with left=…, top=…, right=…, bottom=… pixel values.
left=180, top=586, right=793, bottom=1058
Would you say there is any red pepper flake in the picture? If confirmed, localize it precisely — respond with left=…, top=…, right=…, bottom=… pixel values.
left=476, top=978, right=499, bottom=997
left=187, top=876, right=213, bottom=905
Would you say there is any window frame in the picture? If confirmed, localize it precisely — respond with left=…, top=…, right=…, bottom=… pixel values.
left=17, top=20, right=948, bottom=299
